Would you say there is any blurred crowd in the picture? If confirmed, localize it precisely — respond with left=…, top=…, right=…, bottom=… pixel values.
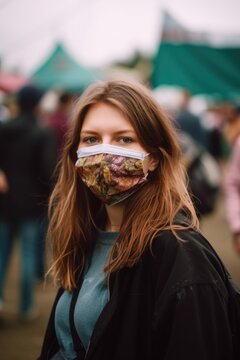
left=155, top=88, right=240, bottom=252
left=0, top=82, right=239, bottom=320
left=0, top=85, right=74, bottom=319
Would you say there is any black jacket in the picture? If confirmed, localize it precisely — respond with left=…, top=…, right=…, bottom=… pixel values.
left=0, top=114, right=56, bottom=220
left=38, top=226, right=234, bottom=360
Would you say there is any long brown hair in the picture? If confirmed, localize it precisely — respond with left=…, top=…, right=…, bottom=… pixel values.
left=47, top=80, right=199, bottom=290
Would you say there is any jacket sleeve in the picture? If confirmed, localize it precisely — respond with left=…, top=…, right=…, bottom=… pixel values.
left=151, top=230, right=234, bottom=360
left=154, top=283, right=233, bottom=360
left=225, top=137, right=240, bottom=234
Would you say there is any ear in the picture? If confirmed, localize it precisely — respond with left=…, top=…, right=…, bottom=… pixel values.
left=148, top=154, right=159, bottom=172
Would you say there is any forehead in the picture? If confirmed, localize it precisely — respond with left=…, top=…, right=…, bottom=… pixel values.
left=81, top=102, right=133, bottom=130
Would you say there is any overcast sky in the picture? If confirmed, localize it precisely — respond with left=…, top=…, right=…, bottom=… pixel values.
left=0, top=0, right=240, bottom=75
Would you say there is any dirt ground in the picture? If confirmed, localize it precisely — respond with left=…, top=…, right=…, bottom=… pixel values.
left=0, top=195, right=240, bottom=360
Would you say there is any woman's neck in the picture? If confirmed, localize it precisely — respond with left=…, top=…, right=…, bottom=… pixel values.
left=105, top=203, right=124, bottom=232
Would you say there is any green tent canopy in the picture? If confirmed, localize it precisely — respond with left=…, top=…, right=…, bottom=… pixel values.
left=31, top=42, right=100, bottom=93
left=151, top=42, right=240, bottom=98
left=151, top=11, right=240, bottom=99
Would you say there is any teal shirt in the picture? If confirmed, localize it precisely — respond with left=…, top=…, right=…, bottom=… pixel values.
left=54, top=230, right=117, bottom=359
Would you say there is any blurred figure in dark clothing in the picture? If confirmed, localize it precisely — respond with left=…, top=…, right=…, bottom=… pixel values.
left=44, top=92, right=73, bottom=158
left=0, top=85, right=56, bottom=318
left=175, top=90, right=207, bottom=148
left=200, top=104, right=225, bottom=161
left=179, top=132, right=220, bottom=218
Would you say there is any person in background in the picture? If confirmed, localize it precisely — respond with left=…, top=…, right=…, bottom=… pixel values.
left=0, top=84, right=56, bottom=319
left=44, top=92, right=73, bottom=158
left=175, top=89, right=207, bottom=148
left=179, top=132, right=221, bottom=218
left=200, top=103, right=224, bottom=162
left=225, top=136, right=240, bottom=255
left=223, top=104, right=240, bottom=148
left=39, top=80, right=236, bottom=360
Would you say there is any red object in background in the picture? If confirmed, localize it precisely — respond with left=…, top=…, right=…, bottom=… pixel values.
left=0, top=72, right=28, bottom=93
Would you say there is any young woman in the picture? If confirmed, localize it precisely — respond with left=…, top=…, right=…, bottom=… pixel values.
left=38, top=80, right=235, bottom=360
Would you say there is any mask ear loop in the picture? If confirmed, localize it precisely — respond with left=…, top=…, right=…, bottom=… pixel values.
left=143, top=172, right=149, bottom=180
left=142, top=153, right=150, bottom=180
left=143, top=152, right=159, bottom=179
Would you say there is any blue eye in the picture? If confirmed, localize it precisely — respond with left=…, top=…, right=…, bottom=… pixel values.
left=84, top=136, right=98, bottom=144
left=120, top=136, right=133, bottom=144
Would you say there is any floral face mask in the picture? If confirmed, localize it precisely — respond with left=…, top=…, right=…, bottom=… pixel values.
left=75, top=144, right=149, bottom=206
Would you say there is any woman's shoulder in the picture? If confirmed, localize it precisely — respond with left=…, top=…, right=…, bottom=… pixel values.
left=151, top=225, right=209, bottom=266
left=150, top=223, right=227, bottom=294
left=150, top=212, right=202, bottom=254
left=152, top=212, right=213, bottom=253
left=152, top=223, right=221, bottom=269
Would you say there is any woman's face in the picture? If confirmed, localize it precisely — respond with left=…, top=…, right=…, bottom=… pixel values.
left=78, top=102, right=157, bottom=174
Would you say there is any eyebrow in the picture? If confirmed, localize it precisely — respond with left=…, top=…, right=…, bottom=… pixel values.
left=80, top=129, right=136, bottom=135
